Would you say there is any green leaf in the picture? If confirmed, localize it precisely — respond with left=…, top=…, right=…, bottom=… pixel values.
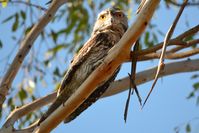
left=44, top=59, right=50, bottom=66
left=20, top=11, right=26, bottom=20
left=7, top=97, right=13, bottom=106
left=25, top=25, right=33, bottom=35
left=186, top=124, right=191, bottom=133
left=2, top=14, right=15, bottom=23
left=18, top=88, right=27, bottom=101
left=144, top=32, right=149, bottom=44
left=51, top=30, right=58, bottom=43
left=193, top=82, right=199, bottom=91
left=0, top=40, right=3, bottom=48
left=144, top=32, right=154, bottom=47
left=184, top=35, right=193, bottom=42
left=12, top=14, right=19, bottom=32
left=187, top=91, right=195, bottom=99
left=191, top=74, right=199, bottom=79
left=47, top=44, right=67, bottom=55
left=53, top=67, right=61, bottom=77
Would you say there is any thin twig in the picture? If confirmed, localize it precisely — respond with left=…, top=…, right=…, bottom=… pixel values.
left=3, top=93, right=56, bottom=128
left=103, top=58, right=199, bottom=97
left=136, top=0, right=147, bottom=14
left=124, top=73, right=133, bottom=122
left=130, top=40, right=142, bottom=105
left=134, top=24, right=199, bottom=56
left=126, top=39, right=199, bottom=62
left=142, top=0, right=188, bottom=108
left=176, top=24, right=199, bottom=40
left=9, top=0, right=47, bottom=11
left=167, top=0, right=199, bottom=7
left=124, top=40, right=141, bottom=122
left=166, top=39, right=199, bottom=53
left=139, top=48, right=199, bottom=60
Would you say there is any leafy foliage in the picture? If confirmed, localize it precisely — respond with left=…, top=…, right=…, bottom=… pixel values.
left=187, top=74, right=199, bottom=106
left=0, top=0, right=198, bottom=131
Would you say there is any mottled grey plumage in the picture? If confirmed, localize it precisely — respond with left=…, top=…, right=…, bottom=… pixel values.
left=39, top=7, right=128, bottom=124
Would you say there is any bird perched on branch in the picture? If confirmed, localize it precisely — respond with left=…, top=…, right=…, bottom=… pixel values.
left=39, top=7, right=128, bottom=124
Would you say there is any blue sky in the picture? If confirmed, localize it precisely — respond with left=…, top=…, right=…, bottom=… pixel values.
left=0, top=1, right=199, bottom=133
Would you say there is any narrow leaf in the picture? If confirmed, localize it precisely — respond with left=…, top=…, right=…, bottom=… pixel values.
left=187, top=92, right=195, bottom=99
left=12, top=14, right=19, bottom=32
left=18, top=88, right=27, bottom=101
left=0, top=40, right=3, bottom=48
left=186, top=124, right=191, bottom=133
left=20, top=11, right=26, bottom=20
left=193, top=82, right=199, bottom=91
left=2, top=14, right=15, bottom=23
left=47, top=44, right=67, bottom=54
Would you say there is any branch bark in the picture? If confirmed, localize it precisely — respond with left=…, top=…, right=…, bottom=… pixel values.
left=134, top=24, right=199, bottom=56
left=0, top=0, right=67, bottom=111
left=103, top=58, right=199, bottom=97
left=167, top=0, right=199, bottom=7
left=34, top=0, right=160, bottom=132
left=136, top=48, right=199, bottom=61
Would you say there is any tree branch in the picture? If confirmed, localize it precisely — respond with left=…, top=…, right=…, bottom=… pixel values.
left=0, top=0, right=67, bottom=111
left=103, top=58, right=199, bottom=97
left=167, top=0, right=199, bottom=7
left=2, top=93, right=56, bottom=128
left=166, top=39, right=199, bottom=53
left=8, top=0, right=47, bottom=11
left=137, top=48, right=199, bottom=60
left=135, top=24, right=199, bottom=56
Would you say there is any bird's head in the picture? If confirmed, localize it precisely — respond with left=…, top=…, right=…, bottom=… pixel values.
left=92, top=7, right=128, bottom=36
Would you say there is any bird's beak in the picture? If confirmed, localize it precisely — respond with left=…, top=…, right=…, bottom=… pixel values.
left=106, top=17, right=115, bottom=26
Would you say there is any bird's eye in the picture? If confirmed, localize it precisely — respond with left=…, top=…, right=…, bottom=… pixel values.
left=116, top=12, right=123, bottom=17
left=100, top=15, right=106, bottom=20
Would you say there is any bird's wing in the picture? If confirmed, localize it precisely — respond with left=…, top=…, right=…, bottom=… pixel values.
left=38, top=33, right=110, bottom=124
left=58, top=33, right=104, bottom=93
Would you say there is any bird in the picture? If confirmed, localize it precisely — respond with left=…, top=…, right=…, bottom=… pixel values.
left=38, top=7, right=128, bottom=124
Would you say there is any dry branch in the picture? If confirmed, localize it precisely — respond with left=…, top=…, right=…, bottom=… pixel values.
left=8, top=0, right=47, bottom=11
left=136, top=48, right=199, bottom=61
left=3, top=93, right=56, bottom=128
left=103, top=58, right=199, bottom=97
left=0, top=0, right=67, bottom=111
left=34, top=0, right=160, bottom=132
left=167, top=0, right=199, bottom=7
left=142, top=0, right=188, bottom=107
left=134, top=24, right=199, bottom=56
left=166, top=39, right=199, bottom=53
